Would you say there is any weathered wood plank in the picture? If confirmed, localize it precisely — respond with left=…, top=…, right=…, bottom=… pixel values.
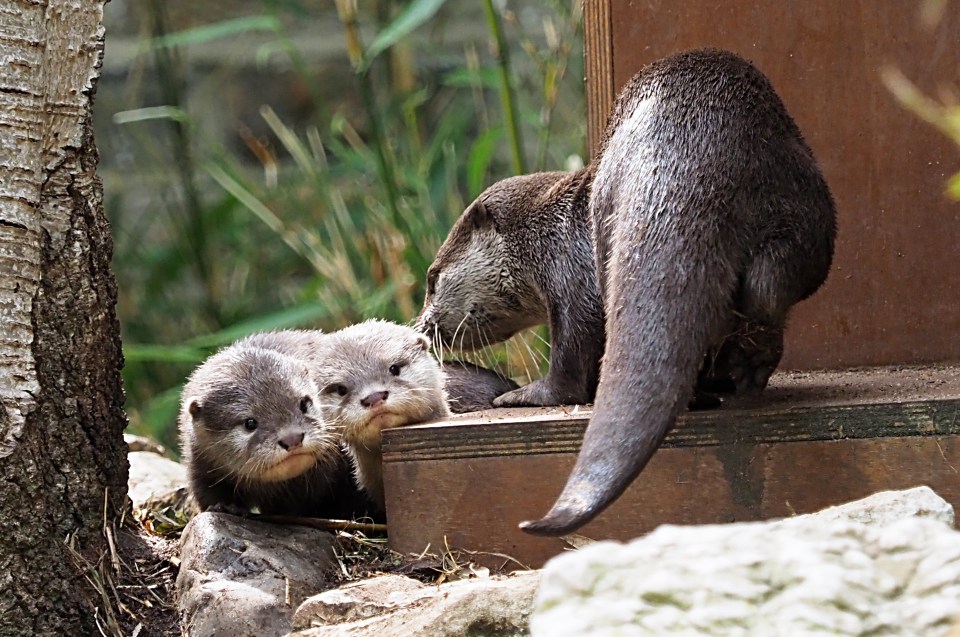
left=583, top=0, right=613, bottom=157
left=384, top=436, right=960, bottom=569
left=383, top=366, right=960, bottom=569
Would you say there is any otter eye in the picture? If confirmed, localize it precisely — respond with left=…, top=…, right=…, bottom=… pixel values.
left=389, top=363, right=402, bottom=376
left=299, top=396, right=312, bottom=413
left=426, top=269, right=439, bottom=295
left=325, top=384, right=349, bottom=397
left=243, top=418, right=257, bottom=431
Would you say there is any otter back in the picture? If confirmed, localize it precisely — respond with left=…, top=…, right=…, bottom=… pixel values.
left=520, top=48, right=836, bottom=535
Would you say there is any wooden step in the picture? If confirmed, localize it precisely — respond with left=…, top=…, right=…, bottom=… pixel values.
left=382, top=365, right=960, bottom=569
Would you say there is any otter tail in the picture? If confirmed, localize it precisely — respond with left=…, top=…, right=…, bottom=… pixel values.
left=520, top=251, right=737, bottom=535
left=521, top=90, right=744, bottom=535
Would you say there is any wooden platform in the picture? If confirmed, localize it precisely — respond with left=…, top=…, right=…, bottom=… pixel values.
left=382, top=365, right=960, bottom=569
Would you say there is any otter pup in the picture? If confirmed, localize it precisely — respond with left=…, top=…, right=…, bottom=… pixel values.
left=179, top=342, right=368, bottom=518
left=314, top=320, right=450, bottom=511
left=418, top=49, right=836, bottom=535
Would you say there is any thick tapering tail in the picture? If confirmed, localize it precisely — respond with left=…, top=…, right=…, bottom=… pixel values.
left=519, top=397, right=682, bottom=536
left=520, top=194, right=736, bottom=536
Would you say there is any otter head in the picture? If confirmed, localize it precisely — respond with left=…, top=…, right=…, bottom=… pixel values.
left=315, top=320, right=449, bottom=450
left=416, top=178, right=549, bottom=352
left=183, top=348, right=334, bottom=484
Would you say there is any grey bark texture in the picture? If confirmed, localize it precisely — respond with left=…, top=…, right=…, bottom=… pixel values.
left=0, top=1, right=128, bottom=635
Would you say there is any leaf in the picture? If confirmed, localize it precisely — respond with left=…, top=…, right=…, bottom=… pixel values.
left=113, top=106, right=189, bottom=125
left=185, top=302, right=333, bottom=349
left=126, top=303, right=333, bottom=361
left=124, top=344, right=209, bottom=364
left=442, top=67, right=499, bottom=89
left=947, top=171, right=960, bottom=201
left=362, top=0, right=449, bottom=70
left=466, top=127, right=502, bottom=198
left=149, top=15, right=281, bottom=50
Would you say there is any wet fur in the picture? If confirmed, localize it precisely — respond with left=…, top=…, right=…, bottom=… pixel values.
left=419, top=49, right=837, bottom=535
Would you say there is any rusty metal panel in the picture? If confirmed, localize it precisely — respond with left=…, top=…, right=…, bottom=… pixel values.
left=586, top=1, right=960, bottom=369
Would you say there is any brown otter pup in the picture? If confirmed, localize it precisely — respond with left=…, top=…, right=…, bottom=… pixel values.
left=178, top=342, right=370, bottom=518
left=417, top=49, right=836, bottom=535
left=314, top=320, right=450, bottom=512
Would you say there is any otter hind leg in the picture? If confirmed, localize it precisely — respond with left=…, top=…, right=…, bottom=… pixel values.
left=702, top=227, right=814, bottom=394
left=707, top=319, right=785, bottom=394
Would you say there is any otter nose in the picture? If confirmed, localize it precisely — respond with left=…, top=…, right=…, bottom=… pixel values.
left=360, top=390, right=389, bottom=408
left=414, top=308, right=435, bottom=332
left=278, top=432, right=304, bottom=451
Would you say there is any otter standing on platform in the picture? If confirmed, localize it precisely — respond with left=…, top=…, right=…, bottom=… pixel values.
left=314, top=320, right=451, bottom=511
left=418, top=49, right=836, bottom=535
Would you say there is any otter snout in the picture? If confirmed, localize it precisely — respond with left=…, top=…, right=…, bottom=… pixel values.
left=414, top=306, right=436, bottom=336
left=361, top=390, right=389, bottom=408
left=278, top=432, right=305, bottom=451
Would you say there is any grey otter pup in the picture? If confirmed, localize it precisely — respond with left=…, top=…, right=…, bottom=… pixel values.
left=420, top=49, right=836, bottom=535
left=315, top=320, right=451, bottom=511
left=239, top=328, right=515, bottom=412
left=179, top=342, right=366, bottom=518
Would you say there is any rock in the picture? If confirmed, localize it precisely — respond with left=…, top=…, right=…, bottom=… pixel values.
left=291, top=571, right=541, bottom=637
left=124, top=432, right=168, bottom=455
left=777, top=485, right=955, bottom=528
left=531, top=488, right=960, bottom=636
left=127, top=450, right=188, bottom=510
left=177, top=512, right=339, bottom=637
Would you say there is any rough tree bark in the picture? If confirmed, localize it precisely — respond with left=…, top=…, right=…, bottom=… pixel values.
left=0, top=1, right=128, bottom=635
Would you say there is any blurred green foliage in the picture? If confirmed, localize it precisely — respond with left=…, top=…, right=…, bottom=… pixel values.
left=105, top=0, right=586, bottom=449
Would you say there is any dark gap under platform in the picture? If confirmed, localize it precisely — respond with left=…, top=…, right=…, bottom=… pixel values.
left=382, top=364, right=960, bottom=569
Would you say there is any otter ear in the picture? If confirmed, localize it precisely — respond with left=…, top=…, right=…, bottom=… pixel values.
left=188, top=399, right=202, bottom=418
left=464, top=199, right=492, bottom=231
left=415, top=333, right=431, bottom=352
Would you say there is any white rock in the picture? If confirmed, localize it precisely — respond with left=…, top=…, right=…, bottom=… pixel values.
left=291, top=571, right=541, bottom=637
left=532, top=488, right=960, bottom=637
left=127, top=450, right=187, bottom=510
left=776, top=486, right=955, bottom=528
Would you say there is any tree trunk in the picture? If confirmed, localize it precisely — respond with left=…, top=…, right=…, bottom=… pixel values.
left=0, top=1, right=128, bottom=634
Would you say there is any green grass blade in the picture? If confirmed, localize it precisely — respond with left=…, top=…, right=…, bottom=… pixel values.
left=123, top=344, right=209, bottom=363
left=363, top=0, right=449, bottom=70
left=185, top=302, right=333, bottom=349
left=149, top=15, right=281, bottom=50
left=467, top=127, right=502, bottom=198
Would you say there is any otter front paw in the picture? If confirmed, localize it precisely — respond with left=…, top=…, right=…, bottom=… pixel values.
left=207, top=502, right=252, bottom=517
left=492, top=378, right=586, bottom=407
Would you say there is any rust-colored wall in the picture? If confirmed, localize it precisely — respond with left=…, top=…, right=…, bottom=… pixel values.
left=587, top=1, right=960, bottom=369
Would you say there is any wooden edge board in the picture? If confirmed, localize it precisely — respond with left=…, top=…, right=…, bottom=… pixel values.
left=383, top=397, right=960, bottom=462
left=584, top=0, right=614, bottom=157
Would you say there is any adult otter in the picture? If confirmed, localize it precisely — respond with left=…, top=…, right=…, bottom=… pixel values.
left=418, top=49, right=836, bottom=535
left=416, top=168, right=602, bottom=407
